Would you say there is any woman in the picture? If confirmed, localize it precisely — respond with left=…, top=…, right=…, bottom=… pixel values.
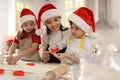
left=36, top=3, right=70, bottom=63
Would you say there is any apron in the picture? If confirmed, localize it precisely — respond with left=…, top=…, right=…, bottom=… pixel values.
left=61, top=34, right=86, bottom=64
left=47, top=30, right=66, bottom=63
left=19, top=34, right=41, bottom=61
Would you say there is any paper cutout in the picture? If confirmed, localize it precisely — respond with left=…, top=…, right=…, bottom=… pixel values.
left=0, top=61, right=60, bottom=74
left=26, top=62, right=35, bottom=66
left=51, top=48, right=59, bottom=53
left=13, top=70, right=24, bottom=76
left=0, top=69, right=4, bottom=74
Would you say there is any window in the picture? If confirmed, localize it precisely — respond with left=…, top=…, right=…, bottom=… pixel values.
left=7, top=0, right=16, bottom=38
left=65, top=0, right=73, bottom=9
left=16, top=2, right=32, bottom=31
left=64, top=0, right=85, bottom=27
left=75, top=0, right=85, bottom=8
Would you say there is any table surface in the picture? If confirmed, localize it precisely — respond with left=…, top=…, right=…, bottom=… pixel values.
left=0, top=60, right=71, bottom=80
left=1, top=59, right=120, bottom=80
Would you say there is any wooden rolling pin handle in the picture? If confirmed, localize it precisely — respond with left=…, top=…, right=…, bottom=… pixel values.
left=42, top=73, right=53, bottom=80
left=46, top=64, right=69, bottom=80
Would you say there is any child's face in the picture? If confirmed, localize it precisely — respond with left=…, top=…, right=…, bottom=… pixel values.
left=22, top=21, right=35, bottom=33
left=45, top=16, right=61, bottom=32
left=71, top=23, right=85, bottom=39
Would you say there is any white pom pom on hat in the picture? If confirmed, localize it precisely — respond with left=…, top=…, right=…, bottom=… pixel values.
left=35, top=29, right=43, bottom=36
left=88, top=32, right=98, bottom=39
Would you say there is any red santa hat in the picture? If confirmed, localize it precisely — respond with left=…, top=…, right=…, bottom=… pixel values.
left=20, top=8, right=38, bottom=28
left=35, top=3, right=61, bottom=35
left=68, top=7, right=96, bottom=37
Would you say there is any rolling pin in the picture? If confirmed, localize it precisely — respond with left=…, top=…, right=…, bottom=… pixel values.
left=42, top=64, right=69, bottom=80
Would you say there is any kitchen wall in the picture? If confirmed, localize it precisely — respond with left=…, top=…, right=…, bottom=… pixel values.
left=0, top=0, right=120, bottom=48
left=16, top=0, right=68, bottom=27
left=107, top=0, right=119, bottom=29
left=86, top=0, right=120, bottom=48
left=0, top=0, right=8, bottom=46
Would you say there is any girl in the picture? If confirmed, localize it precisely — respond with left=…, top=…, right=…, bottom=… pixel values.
left=49, top=7, right=96, bottom=64
left=6, top=8, right=41, bottom=65
left=35, top=3, right=70, bottom=63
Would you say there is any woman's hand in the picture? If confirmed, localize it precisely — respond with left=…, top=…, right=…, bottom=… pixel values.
left=42, top=51, right=50, bottom=63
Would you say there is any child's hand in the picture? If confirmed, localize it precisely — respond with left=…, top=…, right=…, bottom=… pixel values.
left=49, top=45, right=59, bottom=54
left=6, top=55, right=13, bottom=64
left=6, top=54, right=22, bottom=65
left=10, top=55, right=21, bottom=65
left=53, top=53, right=69, bottom=60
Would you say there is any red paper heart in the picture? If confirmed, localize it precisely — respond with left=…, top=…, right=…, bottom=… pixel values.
left=51, top=48, right=59, bottom=53
left=0, top=69, right=4, bottom=74
left=13, top=70, right=24, bottom=76
left=26, top=62, right=35, bottom=66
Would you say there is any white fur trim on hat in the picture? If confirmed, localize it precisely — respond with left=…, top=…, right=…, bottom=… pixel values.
left=35, top=29, right=43, bottom=35
left=20, top=15, right=36, bottom=26
left=41, top=9, right=61, bottom=25
left=68, top=14, right=91, bottom=33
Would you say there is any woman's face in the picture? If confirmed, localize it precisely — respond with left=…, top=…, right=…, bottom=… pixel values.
left=71, top=23, right=85, bottom=39
left=22, top=21, right=35, bottom=33
left=45, top=16, right=61, bottom=32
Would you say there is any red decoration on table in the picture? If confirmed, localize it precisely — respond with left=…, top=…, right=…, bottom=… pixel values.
left=51, top=48, right=59, bottom=53
left=4, top=39, right=14, bottom=55
left=0, top=69, right=4, bottom=74
left=26, top=62, right=35, bottom=66
left=13, top=70, right=24, bottom=76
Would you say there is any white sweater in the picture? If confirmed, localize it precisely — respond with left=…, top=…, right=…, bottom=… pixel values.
left=42, top=29, right=70, bottom=51
left=57, top=32, right=95, bottom=64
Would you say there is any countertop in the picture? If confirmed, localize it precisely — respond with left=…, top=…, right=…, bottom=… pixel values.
left=0, top=59, right=120, bottom=80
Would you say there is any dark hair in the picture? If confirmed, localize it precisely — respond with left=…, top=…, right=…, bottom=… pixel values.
left=69, top=21, right=73, bottom=26
left=46, top=24, right=69, bottom=35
